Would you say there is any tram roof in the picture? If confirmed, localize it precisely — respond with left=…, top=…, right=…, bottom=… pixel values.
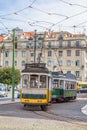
left=22, top=63, right=50, bottom=73
left=52, top=72, right=76, bottom=80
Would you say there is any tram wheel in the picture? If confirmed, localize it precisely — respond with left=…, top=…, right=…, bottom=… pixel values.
left=40, top=105, right=47, bottom=111
left=24, top=104, right=26, bottom=107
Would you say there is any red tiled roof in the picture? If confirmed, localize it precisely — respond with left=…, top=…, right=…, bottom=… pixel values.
left=45, top=31, right=56, bottom=38
left=0, top=36, right=4, bottom=42
left=24, top=32, right=35, bottom=38
left=73, top=34, right=85, bottom=37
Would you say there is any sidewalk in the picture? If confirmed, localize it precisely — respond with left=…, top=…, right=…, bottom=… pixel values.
left=0, top=99, right=20, bottom=105
left=0, top=98, right=87, bottom=130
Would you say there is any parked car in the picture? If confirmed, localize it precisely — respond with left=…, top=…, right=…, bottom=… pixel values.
left=0, top=85, right=8, bottom=97
left=17, top=90, right=20, bottom=98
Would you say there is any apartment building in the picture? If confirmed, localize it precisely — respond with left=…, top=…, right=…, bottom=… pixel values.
left=0, top=28, right=87, bottom=81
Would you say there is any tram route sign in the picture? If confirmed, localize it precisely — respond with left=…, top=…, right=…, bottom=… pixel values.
left=25, top=63, right=46, bottom=69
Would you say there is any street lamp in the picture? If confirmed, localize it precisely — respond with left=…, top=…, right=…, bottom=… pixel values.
left=29, top=30, right=44, bottom=63
left=34, top=30, right=37, bottom=63
left=29, top=30, right=37, bottom=63
left=12, top=29, right=16, bottom=101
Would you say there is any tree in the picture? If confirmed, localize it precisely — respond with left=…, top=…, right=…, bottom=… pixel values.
left=0, top=67, right=21, bottom=86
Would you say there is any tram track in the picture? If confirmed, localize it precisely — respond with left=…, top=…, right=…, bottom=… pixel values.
left=32, top=110, right=87, bottom=127
left=22, top=104, right=87, bottom=126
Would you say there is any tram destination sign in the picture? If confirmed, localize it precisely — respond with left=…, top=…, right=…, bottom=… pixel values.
left=25, top=63, right=46, bottom=69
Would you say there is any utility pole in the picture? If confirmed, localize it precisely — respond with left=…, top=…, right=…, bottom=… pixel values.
left=12, top=29, right=15, bottom=101
left=34, top=30, right=37, bottom=63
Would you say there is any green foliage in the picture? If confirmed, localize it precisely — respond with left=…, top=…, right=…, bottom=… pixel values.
left=0, top=67, right=21, bottom=86
left=1, top=44, right=5, bottom=49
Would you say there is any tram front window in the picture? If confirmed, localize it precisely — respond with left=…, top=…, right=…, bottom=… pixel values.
left=40, top=75, right=46, bottom=88
left=22, top=75, right=47, bottom=88
left=30, top=75, right=38, bottom=88
left=22, top=75, right=29, bottom=88
left=30, top=75, right=46, bottom=88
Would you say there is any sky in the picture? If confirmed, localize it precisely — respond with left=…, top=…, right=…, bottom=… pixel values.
left=0, top=0, right=87, bottom=34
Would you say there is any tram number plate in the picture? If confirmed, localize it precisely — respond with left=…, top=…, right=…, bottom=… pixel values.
left=37, top=100, right=42, bottom=103
left=25, top=99, right=29, bottom=102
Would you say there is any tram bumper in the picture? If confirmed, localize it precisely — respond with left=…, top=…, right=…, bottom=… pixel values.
left=21, top=98, right=50, bottom=106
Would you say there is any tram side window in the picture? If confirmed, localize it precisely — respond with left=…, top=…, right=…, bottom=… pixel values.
left=60, top=80, right=64, bottom=88
left=40, top=75, right=46, bottom=88
left=71, top=83, right=75, bottom=89
left=65, top=82, right=75, bottom=90
left=65, top=81, right=70, bottom=89
left=53, top=80, right=59, bottom=88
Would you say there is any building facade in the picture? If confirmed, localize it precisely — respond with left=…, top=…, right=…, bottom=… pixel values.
left=0, top=28, right=87, bottom=81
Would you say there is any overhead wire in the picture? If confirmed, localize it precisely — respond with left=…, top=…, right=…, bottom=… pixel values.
left=14, top=12, right=54, bottom=25
left=0, top=0, right=87, bottom=33
left=29, top=0, right=37, bottom=6
left=75, top=20, right=87, bottom=27
left=0, top=0, right=37, bottom=17
left=28, top=22, right=49, bottom=30
left=1, top=17, right=26, bottom=23
left=50, top=9, right=87, bottom=29
left=29, top=5, right=68, bottom=18
left=59, top=0, right=87, bottom=9
left=0, top=21, right=9, bottom=32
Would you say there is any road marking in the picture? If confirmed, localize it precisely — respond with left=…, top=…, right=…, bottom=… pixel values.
left=81, top=105, right=87, bottom=115
left=77, top=98, right=87, bottom=100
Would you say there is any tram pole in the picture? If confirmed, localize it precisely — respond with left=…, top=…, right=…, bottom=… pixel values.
left=34, top=30, right=37, bottom=63
left=12, top=29, right=15, bottom=101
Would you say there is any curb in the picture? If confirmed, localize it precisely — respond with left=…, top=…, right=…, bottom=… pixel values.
left=0, top=100, right=20, bottom=105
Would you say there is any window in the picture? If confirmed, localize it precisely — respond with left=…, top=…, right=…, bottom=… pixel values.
left=21, top=43, right=27, bottom=48
left=67, top=60, right=71, bottom=66
left=15, top=61, right=17, bottom=66
left=75, top=71, right=80, bottom=77
left=48, top=41, right=51, bottom=47
left=53, top=79, right=59, bottom=88
left=76, top=41, right=80, bottom=47
left=59, top=41, right=62, bottom=47
left=67, top=71, right=71, bottom=73
left=40, top=75, right=46, bottom=88
left=59, top=51, right=63, bottom=56
left=48, top=51, right=52, bottom=56
left=22, top=61, right=25, bottom=66
left=47, top=60, right=52, bottom=66
left=67, top=41, right=71, bottom=47
left=76, top=60, right=80, bottom=66
left=5, top=51, right=9, bottom=57
left=14, top=51, right=17, bottom=57
left=67, top=50, right=71, bottom=56
left=38, top=42, right=43, bottom=48
left=38, top=52, right=42, bottom=57
left=58, top=34, right=63, bottom=40
left=22, top=51, right=26, bottom=57
left=30, top=52, right=34, bottom=57
left=58, top=60, right=62, bottom=66
left=29, top=39, right=34, bottom=48
left=5, top=61, right=9, bottom=67
left=76, top=50, right=80, bottom=56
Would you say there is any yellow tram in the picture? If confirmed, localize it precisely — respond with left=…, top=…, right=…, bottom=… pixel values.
left=20, top=63, right=51, bottom=111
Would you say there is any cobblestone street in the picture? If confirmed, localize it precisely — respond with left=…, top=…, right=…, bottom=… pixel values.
left=0, top=116, right=87, bottom=130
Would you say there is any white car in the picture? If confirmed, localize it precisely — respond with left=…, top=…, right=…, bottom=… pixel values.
left=0, top=86, right=8, bottom=97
